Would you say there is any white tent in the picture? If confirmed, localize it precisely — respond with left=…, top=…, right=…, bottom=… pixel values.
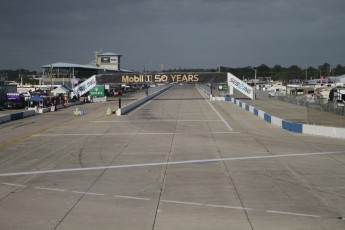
left=337, top=74, right=345, bottom=84
left=51, top=85, right=70, bottom=96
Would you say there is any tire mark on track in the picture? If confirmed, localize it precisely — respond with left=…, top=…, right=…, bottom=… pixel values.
left=52, top=114, right=149, bottom=229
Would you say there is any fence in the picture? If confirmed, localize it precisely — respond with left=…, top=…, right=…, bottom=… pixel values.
left=256, top=89, right=345, bottom=127
left=208, top=84, right=345, bottom=127
left=255, top=90, right=345, bottom=116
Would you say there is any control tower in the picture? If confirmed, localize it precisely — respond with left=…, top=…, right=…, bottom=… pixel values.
left=95, top=52, right=122, bottom=71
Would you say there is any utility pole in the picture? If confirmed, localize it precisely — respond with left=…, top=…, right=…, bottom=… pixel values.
left=250, top=67, right=257, bottom=100
left=50, top=60, right=53, bottom=90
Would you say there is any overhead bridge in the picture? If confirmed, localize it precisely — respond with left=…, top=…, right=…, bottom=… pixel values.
left=97, top=72, right=255, bottom=100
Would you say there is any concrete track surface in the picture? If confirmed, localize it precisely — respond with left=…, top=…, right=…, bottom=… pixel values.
left=0, top=84, right=344, bottom=230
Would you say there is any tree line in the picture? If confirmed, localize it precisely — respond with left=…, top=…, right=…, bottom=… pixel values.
left=2, top=63, right=345, bottom=84
left=0, top=69, right=39, bottom=85
left=220, top=63, right=345, bottom=82
left=168, top=63, right=345, bottom=82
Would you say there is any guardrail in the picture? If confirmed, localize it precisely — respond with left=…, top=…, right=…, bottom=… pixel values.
left=215, top=96, right=345, bottom=139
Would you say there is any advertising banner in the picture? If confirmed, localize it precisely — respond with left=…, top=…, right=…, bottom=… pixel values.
left=97, top=72, right=228, bottom=84
left=227, top=72, right=254, bottom=100
left=7, top=93, right=20, bottom=100
left=89, top=85, right=105, bottom=97
left=218, top=84, right=229, bottom=90
left=73, top=75, right=97, bottom=96
left=121, top=73, right=200, bottom=84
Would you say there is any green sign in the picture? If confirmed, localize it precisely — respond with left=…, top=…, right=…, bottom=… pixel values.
left=218, top=84, right=229, bottom=90
left=89, top=85, right=105, bottom=97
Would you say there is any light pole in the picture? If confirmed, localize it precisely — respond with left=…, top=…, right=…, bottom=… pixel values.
left=250, top=67, right=257, bottom=85
left=250, top=67, right=257, bottom=100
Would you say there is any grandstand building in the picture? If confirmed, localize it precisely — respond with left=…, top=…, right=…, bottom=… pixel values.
left=40, top=52, right=130, bottom=87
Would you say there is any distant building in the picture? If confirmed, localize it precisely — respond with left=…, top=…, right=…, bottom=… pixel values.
left=40, top=51, right=131, bottom=88
left=94, top=52, right=122, bottom=71
left=0, top=78, right=16, bottom=109
left=0, top=77, right=6, bottom=108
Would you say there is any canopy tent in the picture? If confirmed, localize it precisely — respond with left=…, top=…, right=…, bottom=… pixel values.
left=29, top=95, right=44, bottom=102
left=51, top=85, right=70, bottom=96
left=338, top=74, right=345, bottom=84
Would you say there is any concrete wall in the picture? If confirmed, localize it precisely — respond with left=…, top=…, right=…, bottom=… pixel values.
left=119, top=84, right=172, bottom=115
left=0, top=110, right=36, bottom=123
left=148, top=84, right=171, bottom=95
left=0, top=101, right=83, bottom=124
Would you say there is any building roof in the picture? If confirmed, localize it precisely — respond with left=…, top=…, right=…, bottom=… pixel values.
left=97, top=52, right=121, bottom=56
left=41, top=62, right=104, bottom=70
left=40, top=62, right=132, bottom=73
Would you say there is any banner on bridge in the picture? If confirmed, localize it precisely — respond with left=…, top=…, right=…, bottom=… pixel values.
left=227, top=72, right=254, bottom=100
left=97, top=72, right=227, bottom=84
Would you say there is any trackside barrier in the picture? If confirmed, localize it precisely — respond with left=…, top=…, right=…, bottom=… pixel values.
left=23, top=110, right=36, bottom=117
left=38, top=108, right=50, bottom=113
left=303, top=125, right=345, bottom=138
left=0, top=101, right=84, bottom=124
left=148, top=84, right=172, bottom=95
left=0, top=109, right=37, bottom=124
left=214, top=96, right=345, bottom=139
left=10, top=112, right=23, bottom=121
left=264, top=113, right=271, bottom=123
left=282, top=120, right=303, bottom=133
left=56, top=101, right=83, bottom=110
left=0, top=114, right=11, bottom=123
left=118, top=84, right=172, bottom=115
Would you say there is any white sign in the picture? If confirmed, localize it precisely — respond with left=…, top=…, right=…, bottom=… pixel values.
left=73, top=75, right=97, bottom=96
left=227, top=72, right=254, bottom=100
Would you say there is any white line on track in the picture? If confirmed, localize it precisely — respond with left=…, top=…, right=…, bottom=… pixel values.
left=32, top=131, right=239, bottom=137
left=92, top=120, right=223, bottom=123
left=72, top=191, right=105, bottom=196
left=2, top=183, right=26, bottom=187
left=115, top=195, right=151, bottom=201
left=34, top=187, right=66, bottom=192
left=266, top=210, right=320, bottom=218
left=0, top=151, right=343, bottom=177
left=196, top=86, right=233, bottom=131
left=205, top=204, right=254, bottom=211
left=161, top=200, right=203, bottom=206
left=0, top=182, right=321, bottom=218
left=205, top=99, right=233, bottom=131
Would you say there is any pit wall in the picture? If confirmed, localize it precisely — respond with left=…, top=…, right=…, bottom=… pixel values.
left=214, top=96, right=345, bottom=139
left=0, top=101, right=83, bottom=124
left=0, top=84, right=172, bottom=123
left=0, top=110, right=36, bottom=123
left=118, top=84, right=172, bottom=115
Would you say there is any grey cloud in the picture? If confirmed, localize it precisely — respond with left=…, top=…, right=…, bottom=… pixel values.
left=0, top=0, right=344, bottom=71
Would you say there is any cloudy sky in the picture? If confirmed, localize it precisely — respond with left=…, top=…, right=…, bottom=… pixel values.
left=1, top=0, right=344, bottom=71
